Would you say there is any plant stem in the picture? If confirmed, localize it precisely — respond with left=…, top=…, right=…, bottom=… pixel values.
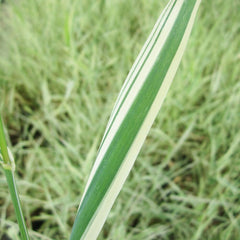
left=0, top=117, right=30, bottom=240
left=4, top=169, right=30, bottom=240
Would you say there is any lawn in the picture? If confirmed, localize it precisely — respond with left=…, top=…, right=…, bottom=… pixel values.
left=0, top=0, right=239, bottom=239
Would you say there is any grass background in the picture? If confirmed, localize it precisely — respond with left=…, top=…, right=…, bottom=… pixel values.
left=0, top=0, right=239, bottom=239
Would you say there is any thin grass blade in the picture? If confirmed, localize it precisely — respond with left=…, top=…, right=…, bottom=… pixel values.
left=0, top=117, right=30, bottom=240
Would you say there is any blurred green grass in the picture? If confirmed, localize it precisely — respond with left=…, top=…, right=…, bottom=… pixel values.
left=0, top=0, right=239, bottom=239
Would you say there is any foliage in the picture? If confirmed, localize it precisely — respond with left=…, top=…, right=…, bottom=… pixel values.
left=0, top=0, right=239, bottom=239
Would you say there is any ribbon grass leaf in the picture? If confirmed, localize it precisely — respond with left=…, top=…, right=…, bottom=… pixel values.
left=0, top=117, right=30, bottom=240
left=70, top=0, right=201, bottom=239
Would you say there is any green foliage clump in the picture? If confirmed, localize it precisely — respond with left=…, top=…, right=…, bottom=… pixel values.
left=0, top=0, right=239, bottom=239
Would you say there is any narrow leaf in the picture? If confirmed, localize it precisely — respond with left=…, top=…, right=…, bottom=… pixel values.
left=70, top=0, right=201, bottom=239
